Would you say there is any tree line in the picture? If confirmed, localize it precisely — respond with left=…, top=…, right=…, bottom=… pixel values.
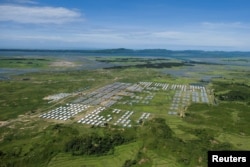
left=64, top=130, right=135, bottom=156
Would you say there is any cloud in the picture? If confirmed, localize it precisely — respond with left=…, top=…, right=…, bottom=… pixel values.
left=150, top=31, right=183, bottom=41
left=9, top=0, right=38, bottom=4
left=1, top=17, right=250, bottom=50
left=1, top=27, right=248, bottom=50
left=0, top=4, right=83, bottom=24
left=201, top=22, right=250, bottom=29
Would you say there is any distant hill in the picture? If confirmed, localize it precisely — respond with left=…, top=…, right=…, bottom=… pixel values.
left=0, top=48, right=250, bottom=58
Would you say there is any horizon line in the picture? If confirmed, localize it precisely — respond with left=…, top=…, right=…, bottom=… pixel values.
left=0, top=48, right=250, bottom=52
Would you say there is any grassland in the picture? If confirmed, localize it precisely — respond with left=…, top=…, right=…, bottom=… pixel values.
left=0, top=55, right=250, bottom=167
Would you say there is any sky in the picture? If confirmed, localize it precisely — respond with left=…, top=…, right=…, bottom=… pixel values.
left=0, top=0, right=250, bottom=51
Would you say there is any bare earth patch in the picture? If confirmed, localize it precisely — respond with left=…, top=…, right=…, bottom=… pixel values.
left=138, top=158, right=149, bottom=165
left=50, top=61, right=78, bottom=67
left=0, top=121, right=9, bottom=127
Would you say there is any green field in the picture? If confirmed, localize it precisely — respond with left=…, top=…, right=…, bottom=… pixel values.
left=48, top=141, right=141, bottom=167
left=0, top=55, right=250, bottom=167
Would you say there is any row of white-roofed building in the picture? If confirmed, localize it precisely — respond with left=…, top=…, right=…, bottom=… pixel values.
left=127, top=84, right=144, bottom=92
left=138, top=82, right=209, bottom=93
left=112, top=108, right=121, bottom=114
left=73, top=82, right=132, bottom=106
left=201, top=91, right=209, bottom=103
left=139, top=82, right=153, bottom=88
left=154, top=83, right=169, bottom=90
left=170, top=84, right=187, bottom=91
left=168, top=86, right=210, bottom=115
left=189, top=85, right=206, bottom=92
left=77, top=106, right=107, bottom=126
left=192, top=91, right=200, bottom=103
left=114, top=110, right=134, bottom=127
left=137, top=112, right=150, bottom=123
left=39, top=104, right=89, bottom=121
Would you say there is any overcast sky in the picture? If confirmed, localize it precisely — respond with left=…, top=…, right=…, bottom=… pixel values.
left=0, top=0, right=250, bottom=51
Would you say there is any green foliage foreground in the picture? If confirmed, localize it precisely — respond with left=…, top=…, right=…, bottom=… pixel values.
left=65, top=129, right=135, bottom=156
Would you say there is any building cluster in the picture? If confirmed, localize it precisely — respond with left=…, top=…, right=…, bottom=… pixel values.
left=73, top=82, right=131, bottom=107
left=114, top=110, right=134, bottom=127
left=40, top=81, right=211, bottom=127
left=77, top=106, right=109, bottom=126
left=137, top=112, right=151, bottom=123
left=168, top=84, right=209, bottom=115
left=39, top=104, right=89, bottom=120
